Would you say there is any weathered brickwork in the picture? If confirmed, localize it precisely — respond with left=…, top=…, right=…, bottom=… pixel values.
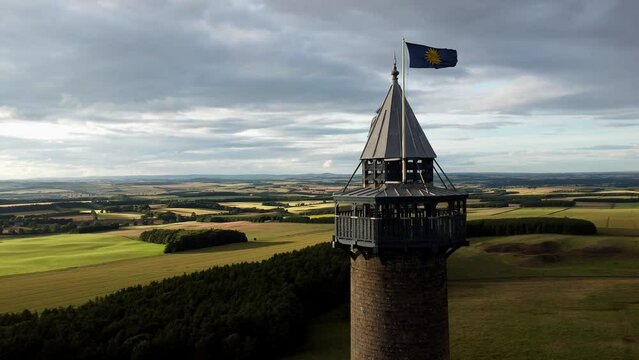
left=351, top=253, right=449, bottom=360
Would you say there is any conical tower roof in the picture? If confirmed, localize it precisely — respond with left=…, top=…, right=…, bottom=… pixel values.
left=360, top=65, right=437, bottom=160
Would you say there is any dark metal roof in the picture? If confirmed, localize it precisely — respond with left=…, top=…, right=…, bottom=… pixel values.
left=360, top=65, right=437, bottom=160
left=334, top=183, right=466, bottom=203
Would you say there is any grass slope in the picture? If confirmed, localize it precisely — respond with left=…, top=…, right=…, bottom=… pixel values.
left=468, top=207, right=639, bottom=235
left=0, top=222, right=332, bottom=313
left=290, top=233, right=639, bottom=360
left=0, top=233, right=164, bottom=277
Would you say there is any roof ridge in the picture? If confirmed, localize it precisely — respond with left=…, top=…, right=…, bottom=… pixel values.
left=360, top=70, right=437, bottom=160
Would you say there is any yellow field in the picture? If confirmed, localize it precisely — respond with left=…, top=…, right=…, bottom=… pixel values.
left=504, top=186, right=577, bottom=195
left=0, top=202, right=54, bottom=208
left=288, top=202, right=333, bottom=214
left=0, top=222, right=333, bottom=313
left=97, top=212, right=142, bottom=220
left=309, top=214, right=335, bottom=219
left=76, top=210, right=142, bottom=220
left=219, top=202, right=280, bottom=210
left=163, top=207, right=226, bottom=215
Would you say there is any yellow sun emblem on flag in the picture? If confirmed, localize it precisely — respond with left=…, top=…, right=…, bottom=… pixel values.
left=425, top=48, right=441, bottom=65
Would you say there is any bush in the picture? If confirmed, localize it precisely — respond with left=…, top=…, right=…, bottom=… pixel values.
left=139, top=228, right=248, bottom=253
left=0, top=244, right=350, bottom=360
left=466, top=217, right=597, bottom=237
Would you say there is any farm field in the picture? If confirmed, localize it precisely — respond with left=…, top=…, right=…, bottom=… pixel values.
left=290, top=277, right=639, bottom=360
left=0, top=222, right=332, bottom=313
left=0, top=232, right=164, bottom=276
left=287, top=202, right=333, bottom=214
left=219, top=201, right=280, bottom=210
left=289, top=232, right=639, bottom=360
left=93, top=211, right=142, bottom=220
left=468, top=206, right=639, bottom=235
left=163, top=207, right=225, bottom=215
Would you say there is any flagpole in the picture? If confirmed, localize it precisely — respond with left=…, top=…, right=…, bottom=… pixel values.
left=401, top=37, right=407, bottom=183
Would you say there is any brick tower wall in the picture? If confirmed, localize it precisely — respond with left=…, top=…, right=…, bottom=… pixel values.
left=351, top=253, right=449, bottom=360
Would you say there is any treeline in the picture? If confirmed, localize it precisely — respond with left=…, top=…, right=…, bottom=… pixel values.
left=164, top=200, right=226, bottom=210
left=195, top=214, right=282, bottom=223
left=0, top=216, right=77, bottom=235
left=281, top=216, right=334, bottom=224
left=516, top=199, right=575, bottom=207
left=261, top=201, right=289, bottom=207
left=466, top=217, right=597, bottom=237
left=72, top=222, right=120, bottom=234
left=166, top=191, right=245, bottom=198
left=469, top=190, right=639, bottom=208
left=468, top=193, right=570, bottom=208
left=294, top=207, right=333, bottom=216
left=139, top=229, right=247, bottom=253
left=0, top=202, right=87, bottom=214
left=573, top=197, right=639, bottom=203
left=0, top=244, right=350, bottom=359
left=194, top=214, right=334, bottom=224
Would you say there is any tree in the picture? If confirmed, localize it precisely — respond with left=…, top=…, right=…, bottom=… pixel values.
left=90, top=209, right=98, bottom=221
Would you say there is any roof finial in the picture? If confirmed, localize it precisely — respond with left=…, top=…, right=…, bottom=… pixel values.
left=391, top=52, right=399, bottom=81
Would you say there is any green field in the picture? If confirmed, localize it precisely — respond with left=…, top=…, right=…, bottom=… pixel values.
left=468, top=206, right=639, bottom=235
left=0, top=222, right=333, bottom=313
left=0, top=233, right=164, bottom=276
left=288, top=232, right=639, bottom=360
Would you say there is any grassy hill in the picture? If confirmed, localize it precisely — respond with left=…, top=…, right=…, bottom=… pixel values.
left=0, top=222, right=332, bottom=313
left=0, top=233, right=164, bottom=276
left=287, top=233, right=639, bottom=360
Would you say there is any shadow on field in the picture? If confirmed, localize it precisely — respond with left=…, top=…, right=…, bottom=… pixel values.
left=483, top=241, right=626, bottom=266
left=172, top=240, right=292, bottom=254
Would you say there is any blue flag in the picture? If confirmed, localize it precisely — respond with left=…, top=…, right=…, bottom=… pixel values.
left=406, top=42, right=457, bottom=69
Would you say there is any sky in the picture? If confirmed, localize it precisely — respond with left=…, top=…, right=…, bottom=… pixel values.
left=0, top=0, right=638, bottom=179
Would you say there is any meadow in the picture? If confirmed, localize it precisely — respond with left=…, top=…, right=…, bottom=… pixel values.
left=288, top=277, right=639, bottom=360
left=287, top=232, right=639, bottom=360
left=0, top=222, right=332, bottom=313
left=0, top=232, right=164, bottom=276
left=468, top=206, right=639, bottom=235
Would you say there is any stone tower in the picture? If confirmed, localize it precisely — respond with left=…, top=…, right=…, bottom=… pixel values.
left=332, top=64, right=468, bottom=360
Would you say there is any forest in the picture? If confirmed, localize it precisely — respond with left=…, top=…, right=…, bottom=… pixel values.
left=466, top=217, right=597, bottom=237
left=139, top=228, right=248, bottom=253
left=0, top=244, right=350, bottom=360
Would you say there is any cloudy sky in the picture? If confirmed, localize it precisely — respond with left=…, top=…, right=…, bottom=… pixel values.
left=1, top=0, right=638, bottom=179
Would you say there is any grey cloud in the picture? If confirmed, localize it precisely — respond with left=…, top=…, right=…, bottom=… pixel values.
left=604, top=121, right=639, bottom=127
left=574, top=145, right=634, bottom=150
left=423, top=121, right=520, bottom=130
left=1, top=0, right=638, bottom=178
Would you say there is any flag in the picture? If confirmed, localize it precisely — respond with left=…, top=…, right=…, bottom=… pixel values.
left=406, top=42, right=457, bottom=69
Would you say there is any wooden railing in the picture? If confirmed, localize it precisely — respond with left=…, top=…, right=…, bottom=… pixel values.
left=335, top=214, right=466, bottom=248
